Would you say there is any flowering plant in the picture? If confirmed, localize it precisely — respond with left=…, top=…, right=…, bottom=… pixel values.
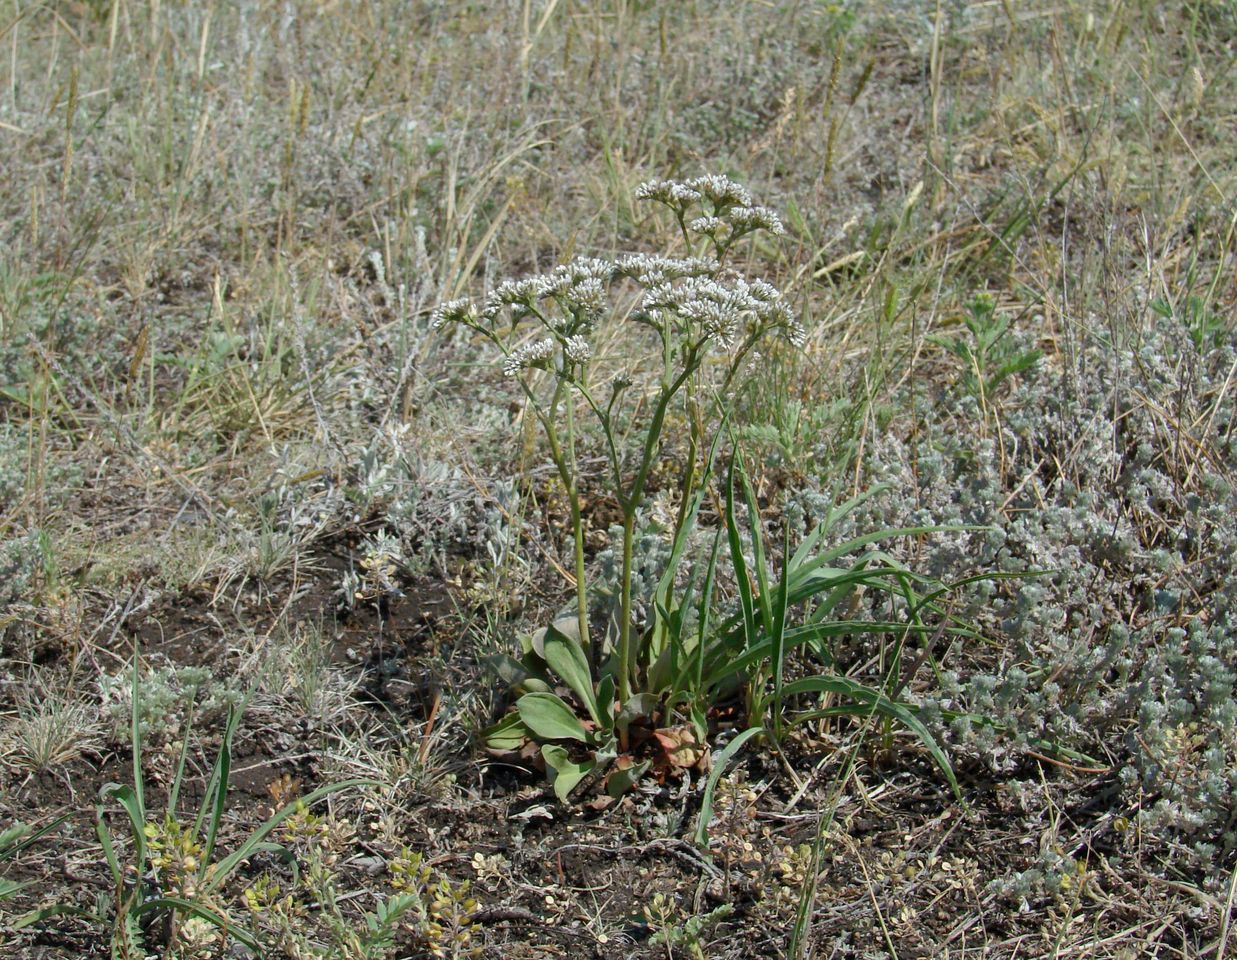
left=433, top=175, right=801, bottom=796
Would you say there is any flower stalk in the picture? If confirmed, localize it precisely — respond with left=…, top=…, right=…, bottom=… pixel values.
left=431, top=175, right=801, bottom=717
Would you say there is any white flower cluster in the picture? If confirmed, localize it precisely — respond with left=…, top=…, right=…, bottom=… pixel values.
left=428, top=177, right=804, bottom=368
left=558, top=257, right=614, bottom=284
left=479, top=257, right=615, bottom=323
left=688, top=174, right=753, bottom=209
left=564, top=334, right=592, bottom=363
left=725, top=205, right=785, bottom=236
left=502, top=337, right=555, bottom=377
left=641, top=274, right=802, bottom=349
left=613, top=253, right=718, bottom=287
left=483, top=276, right=552, bottom=320
left=429, top=297, right=477, bottom=329
left=676, top=280, right=745, bottom=347
left=634, top=178, right=702, bottom=208
left=560, top=276, right=606, bottom=321
left=687, top=216, right=725, bottom=238
left=688, top=206, right=784, bottom=243
left=635, top=174, right=755, bottom=213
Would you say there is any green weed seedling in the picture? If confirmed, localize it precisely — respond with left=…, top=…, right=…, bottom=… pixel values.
left=16, top=644, right=374, bottom=958
left=1151, top=294, right=1231, bottom=353
left=929, top=292, right=1041, bottom=416
left=644, top=892, right=733, bottom=960
left=0, top=816, right=68, bottom=903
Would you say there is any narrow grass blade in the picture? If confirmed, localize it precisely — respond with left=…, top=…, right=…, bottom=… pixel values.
left=197, top=702, right=242, bottom=875
left=0, top=814, right=68, bottom=860
left=694, top=726, right=764, bottom=847
left=133, top=895, right=263, bottom=952
left=98, top=783, right=147, bottom=874
left=784, top=675, right=959, bottom=800
left=204, top=778, right=376, bottom=893
left=13, top=903, right=104, bottom=930
left=737, top=457, right=773, bottom=635
left=724, top=460, right=758, bottom=664
left=769, top=519, right=791, bottom=737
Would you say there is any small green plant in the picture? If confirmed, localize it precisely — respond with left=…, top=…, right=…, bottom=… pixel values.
left=16, top=645, right=374, bottom=958
left=1, top=684, right=103, bottom=773
left=929, top=292, right=1041, bottom=414
left=440, top=178, right=995, bottom=813
left=1151, top=294, right=1230, bottom=352
left=0, top=816, right=67, bottom=903
left=644, top=892, right=733, bottom=960
left=243, top=810, right=427, bottom=960
left=244, top=830, right=482, bottom=960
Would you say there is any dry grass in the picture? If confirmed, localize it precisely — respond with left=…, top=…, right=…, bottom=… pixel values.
left=1, top=0, right=1235, bottom=957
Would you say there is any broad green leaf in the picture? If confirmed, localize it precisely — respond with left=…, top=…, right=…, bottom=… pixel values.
left=541, top=744, right=594, bottom=802
left=606, top=759, right=652, bottom=798
left=543, top=623, right=600, bottom=725
left=516, top=692, right=589, bottom=742
left=482, top=712, right=529, bottom=751
left=596, top=674, right=616, bottom=728
left=614, top=693, right=658, bottom=732
left=485, top=653, right=531, bottom=689
left=531, top=616, right=581, bottom=659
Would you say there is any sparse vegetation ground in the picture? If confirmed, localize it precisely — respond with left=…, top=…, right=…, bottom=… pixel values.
left=2, top=1, right=1236, bottom=957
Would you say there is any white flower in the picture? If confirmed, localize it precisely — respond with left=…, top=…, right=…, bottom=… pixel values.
left=676, top=277, right=746, bottom=347
left=564, top=335, right=592, bottom=364
left=688, top=216, right=727, bottom=238
left=616, top=254, right=719, bottom=288
left=640, top=282, right=685, bottom=312
left=562, top=257, right=615, bottom=283
left=783, top=316, right=807, bottom=348
left=483, top=275, right=554, bottom=319
left=561, top=276, right=607, bottom=319
left=748, top=279, right=781, bottom=303
left=727, top=205, right=785, bottom=235
left=635, top=178, right=701, bottom=208
left=430, top=298, right=476, bottom=329
left=502, top=338, right=556, bottom=377
left=687, top=174, right=753, bottom=210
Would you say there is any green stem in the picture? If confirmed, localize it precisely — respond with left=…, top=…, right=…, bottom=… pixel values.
left=539, top=376, right=591, bottom=656
left=617, top=505, right=636, bottom=707
left=673, top=371, right=702, bottom=540
left=576, top=380, right=625, bottom=506
left=615, top=344, right=699, bottom=709
left=563, top=378, right=593, bottom=665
